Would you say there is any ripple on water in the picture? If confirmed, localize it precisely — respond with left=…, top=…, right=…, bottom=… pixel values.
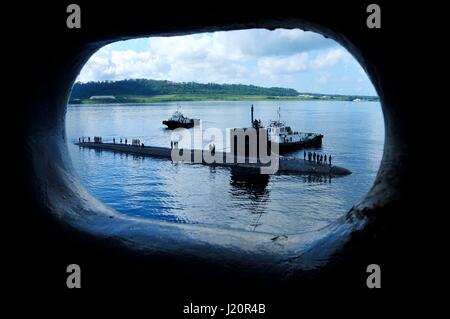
left=66, top=101, right=384, bottom=235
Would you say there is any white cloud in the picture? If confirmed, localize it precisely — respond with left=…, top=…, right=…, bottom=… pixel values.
left=75, top=28, right=375, bottom=95
left=78, top=45, right=169, bottom=82
left=317, top=73, right=331, bottom=84
left=208, top=28, right=334, bottom=57
left=258, top=53, right=309, bottom=78
left=310, top=49, right=349, bottom=69
left=256, top=48, right=350, bottom=79
left=77, top=29, right=338, bottom=84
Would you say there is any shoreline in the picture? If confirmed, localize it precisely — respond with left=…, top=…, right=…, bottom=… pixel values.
left=69, top=94, right=379, bottom=105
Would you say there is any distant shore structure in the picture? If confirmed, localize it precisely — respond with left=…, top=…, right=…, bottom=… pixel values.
left=89, top=95, right=116, bottom=100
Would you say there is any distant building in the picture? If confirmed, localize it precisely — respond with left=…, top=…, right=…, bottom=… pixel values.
left=89, top=95, right=116, bottom=100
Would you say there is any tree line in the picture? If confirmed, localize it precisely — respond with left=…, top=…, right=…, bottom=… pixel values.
left=69, top=79, right=300, bottom=99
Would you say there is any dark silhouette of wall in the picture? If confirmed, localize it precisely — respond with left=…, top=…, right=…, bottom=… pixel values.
left=7, top=1, right=428, bottom=313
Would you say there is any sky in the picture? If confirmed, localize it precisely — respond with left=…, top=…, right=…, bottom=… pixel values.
left=77, top=28, right=376, bottom=96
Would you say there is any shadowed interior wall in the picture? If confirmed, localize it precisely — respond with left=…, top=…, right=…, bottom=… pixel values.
left=9, top=1, right=423, bottom=300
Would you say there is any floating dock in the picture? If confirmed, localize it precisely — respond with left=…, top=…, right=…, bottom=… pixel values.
left=75, top=142, right=351, bottom=176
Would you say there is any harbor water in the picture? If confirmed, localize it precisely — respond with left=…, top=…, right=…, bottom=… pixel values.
left=66, top=100, right=384, bottom=235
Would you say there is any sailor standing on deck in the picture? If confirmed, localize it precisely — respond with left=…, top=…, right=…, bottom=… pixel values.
left=304, top=151, right=306, bottom=160
left=324, top=154, right=327, bottom=164
left=329, top=155, right=332, bottom=166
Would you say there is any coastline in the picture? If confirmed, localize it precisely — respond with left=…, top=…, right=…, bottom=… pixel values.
left=69, top=94, right=379, bottom=105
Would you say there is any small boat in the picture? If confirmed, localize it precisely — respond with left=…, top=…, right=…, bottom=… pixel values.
left=162, top=107, right=199, bottom=129
left=252, top=106, right=323, bottom=153
left=266, top=119, right=323, bottom=153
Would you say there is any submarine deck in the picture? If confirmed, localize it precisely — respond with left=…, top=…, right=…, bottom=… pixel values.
left=74, top=142, right=352, bottom=176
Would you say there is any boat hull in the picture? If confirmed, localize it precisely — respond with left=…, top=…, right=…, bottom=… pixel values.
left=270, top=134, right=323, bottom=154
left=162, top=120, right=195, bottom=129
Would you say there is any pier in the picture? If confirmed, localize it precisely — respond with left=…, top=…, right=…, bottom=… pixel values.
left=75, top=142, right=351, bottom=176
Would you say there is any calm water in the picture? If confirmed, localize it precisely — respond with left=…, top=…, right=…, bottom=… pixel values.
left=66, top=101, right=384, bottom=235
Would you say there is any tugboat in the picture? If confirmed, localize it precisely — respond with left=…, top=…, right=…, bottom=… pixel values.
left=162, top=107, right=199, bottom=129
left=252, top=106, right=323, bottom=153
left=266, top=119, right=323, bottom=153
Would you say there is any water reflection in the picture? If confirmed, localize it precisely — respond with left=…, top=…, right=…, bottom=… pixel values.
left=229, top=168, right=271, bottom=231
left=67, top=101, right=384, bottom=235
left=303, top=174, right=332, bottom=184
left=229, top=168, right=271, bottom=199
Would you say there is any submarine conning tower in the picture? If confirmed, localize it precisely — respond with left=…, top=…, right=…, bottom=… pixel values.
left=229, top=105, right=267, bottom=159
